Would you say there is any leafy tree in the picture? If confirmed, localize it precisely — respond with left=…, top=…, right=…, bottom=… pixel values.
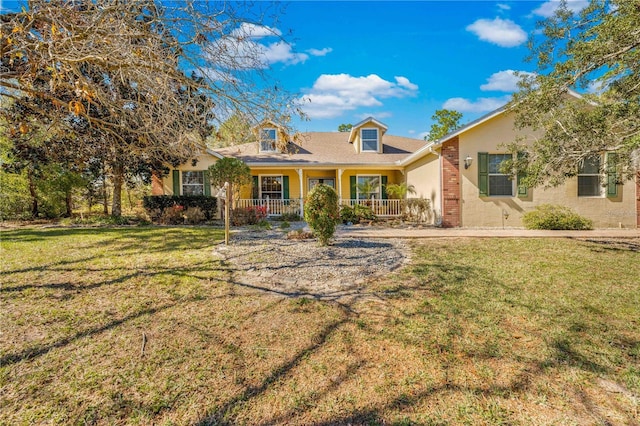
left=210, top=114, right=254, bottom=148
left=1, top=1, right=301, bottom=216
left=426, top=109, right=463, bottom=141
left=338, top=123, right=353, bottom=132
left=208, top=157, right=251, bottom=220
left=507, top=0, right=640, bottom=187
left=304, top=184, right=339, bottom=246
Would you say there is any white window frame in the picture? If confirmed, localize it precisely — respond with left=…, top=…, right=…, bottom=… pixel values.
left=488, top=154, right=514, bottom=197
left=259, top=128, right=278, bottom=152
left=181, top=171, right=204, bottom=196
left=356, top=174, right=381, bottom=200
left=360, top=128, right=379, bottom=152
left=259, top=174, right=284, bottom=200
left=577, top=155, right=604, bottom=197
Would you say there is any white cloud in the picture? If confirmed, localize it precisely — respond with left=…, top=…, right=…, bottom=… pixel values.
left=532, top=0, right=589, bottom=17
left=466, top=17, right=527, bottom=47
left=497, top=4, right=511, bottom=11
left=300, top=73, right=419, bottom=119
left=231, top=23, right=281, bottom=39
left=395, top=76, right=419, bottom=91
left=480, top=70, right=534, bottom=92
left=262, top=41, right=309, bottom=65
left=306, top=47, right=333, bottom=57
left=207, top=23, right=328, bottom=69
left=443, top=95, right=511, bottom=113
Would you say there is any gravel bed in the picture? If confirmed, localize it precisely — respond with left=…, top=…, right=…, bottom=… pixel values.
left=214, top=226, right=411, bottom=301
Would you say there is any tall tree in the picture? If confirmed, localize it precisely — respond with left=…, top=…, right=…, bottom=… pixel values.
left=426, top=109, right=463, bottom=141
left=338, top=123, right=353, bottom=132
left=1, top=0, right=301, bottom=216
left=507, top=0, right=640, bottom=187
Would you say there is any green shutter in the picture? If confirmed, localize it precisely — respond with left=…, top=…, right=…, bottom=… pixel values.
left=203, top=170, right=211, bottom=196
left=252, top=176, right=259, bottom=199
left=381, top=176, right=388, bottom=199
left=478, top=152, right=488, bottom=197
left=283, top=175, right=290, bottom=199
left=172, top=170, right=180, bottom=195
left=606, top=153, right=618, bottom=197
left=517, top=152, right=528, bottom=197
left=350, top=176, right=357, bottom=199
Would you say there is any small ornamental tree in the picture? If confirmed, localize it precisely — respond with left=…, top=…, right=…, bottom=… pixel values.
left=304, top=184, right=339, bottom=246
left=208, top=157, right=251, bottom=203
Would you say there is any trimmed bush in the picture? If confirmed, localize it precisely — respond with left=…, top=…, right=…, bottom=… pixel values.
left=304, top=184, right=340, bottom=245
left=522, top=204, right=593, bottom=230
left=143, top=195, right=217, bottom=222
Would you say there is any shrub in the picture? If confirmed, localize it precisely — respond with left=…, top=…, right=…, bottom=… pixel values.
left=340, top=204, right=376, bottom=224
left=403, top=198, right=431, bottom=223
left=159, top=205, right=185, bottom=225
left=231, top=205, right=267, bottom=226
left=279, top=221, right=290, bottom=229
left=184, top=207, right=206, bottom=224
left=304, top=184, right=339, bottom=245
left=278, top=212, right=301, bottom=222
left=522, top=204, right=593, bottom=230
left=143, top=195, right=217, bottom=221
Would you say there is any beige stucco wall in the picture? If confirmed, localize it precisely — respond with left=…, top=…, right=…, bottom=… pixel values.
left=405, top=154, right=441, bottom=221
left=459, top=112, right=637, bottom=228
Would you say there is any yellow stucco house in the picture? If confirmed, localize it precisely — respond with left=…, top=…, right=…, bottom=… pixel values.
left=153, top=108, right=640, bottom=229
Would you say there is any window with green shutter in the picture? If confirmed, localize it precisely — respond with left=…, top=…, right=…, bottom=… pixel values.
left=478, top=152, right=488, bottom=196
left=606, top=153, right=619, bottom=197
left=172, top=170, right=180, bottom=195
left=516, top=152, right=528, bottom=197
left=478, top=153, right=514, bottom=196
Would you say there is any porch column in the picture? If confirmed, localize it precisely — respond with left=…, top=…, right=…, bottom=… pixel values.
left=297, top=168, right=304, bottom=218
left=338, top=169, right=344, bottom=201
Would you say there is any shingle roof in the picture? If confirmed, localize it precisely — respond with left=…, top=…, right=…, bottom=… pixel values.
left=213, top=132, right=427, bottom=166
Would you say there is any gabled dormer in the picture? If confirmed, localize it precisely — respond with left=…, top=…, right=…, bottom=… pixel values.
left=347, top=117, right=388, bottom=154
left=254, top=120, right=288, bottom=153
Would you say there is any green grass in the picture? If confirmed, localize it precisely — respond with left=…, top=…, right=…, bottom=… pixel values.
left=1, top=228, right=639, bottom=425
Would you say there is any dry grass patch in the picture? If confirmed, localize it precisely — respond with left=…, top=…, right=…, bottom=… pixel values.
left=1, top=229, right=639, bottom=425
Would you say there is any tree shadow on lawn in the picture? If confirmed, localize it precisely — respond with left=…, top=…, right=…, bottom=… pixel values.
left=189, top=253, right=638, bottom=425
left=0, top=226, right=224, bottom=255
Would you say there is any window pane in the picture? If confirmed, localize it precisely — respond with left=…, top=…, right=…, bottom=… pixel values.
left=489, top=175, right=512, bottom=196
left=357, top=176, right=380, bottom=199
left=488, top=154, right=511, bottom=174
left=260, top=129, right=277, bottom=151
left=579, top=156, right=600, bottom=174
left=261, top=176, right=282, bottom=199
left=182, top=171, right=203, bottom=185
left=183, top=185, right=204, bottom=196
left=361, top=129, right=378, bottom=151
left=578, top=176, right=601, bottom=196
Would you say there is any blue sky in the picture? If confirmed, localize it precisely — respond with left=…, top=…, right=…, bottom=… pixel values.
left=252, top=0, right=589, bottom=138
left=1, top=0, right=590, bottom=139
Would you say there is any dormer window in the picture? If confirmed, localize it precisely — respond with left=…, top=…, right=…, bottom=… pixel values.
left=260, top=128, right=278, bottom=152
left=361, top=128, right=379, bottom=152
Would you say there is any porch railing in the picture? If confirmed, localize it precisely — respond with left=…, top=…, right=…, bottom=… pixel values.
left=233, top=198, right=403, bottom=217
left=234, top=198, right=302, bottom=217
left=340, top=199, right=402, bottom=217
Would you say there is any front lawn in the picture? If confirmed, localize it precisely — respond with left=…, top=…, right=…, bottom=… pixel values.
left=1, top=227, right=638, bottom=425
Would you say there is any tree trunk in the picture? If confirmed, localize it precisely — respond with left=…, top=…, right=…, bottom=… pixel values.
left=64, top=190, right=73, bottom=218
left=27, top=169, right=38, bottom=218
left=102, top=175, right=109, bottom=215
left=111, top=164, right=124, bottom=217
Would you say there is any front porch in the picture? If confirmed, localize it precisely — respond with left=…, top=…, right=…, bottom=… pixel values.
left=234, top=198, right=404, bottom=218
